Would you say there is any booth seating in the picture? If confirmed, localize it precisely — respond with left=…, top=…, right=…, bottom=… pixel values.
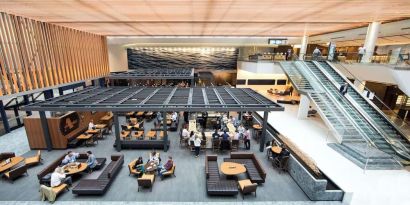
left=224, top=152, right=266, bottom=184
left=3, top=164, right=28, bottom=182
left=67, top=127, right=89, bottom=148
left=72, top=154, right=124, bottom=195
left=37, top=153, right=107, bottom=186
left=205, top=155, right=238, bottom=196
left=0, top=152, right=15, bottom=161
left=116, top=140, right=170, bottom=150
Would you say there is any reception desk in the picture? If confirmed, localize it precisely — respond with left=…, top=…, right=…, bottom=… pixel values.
left=24, top=111, right=110, bottom=149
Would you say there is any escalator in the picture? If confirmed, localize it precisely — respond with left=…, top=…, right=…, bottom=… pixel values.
left=316, top=61, right=410, bottom=152
left=279, top=61, right=405, bottom=169
left=303, top=61, right=410, bottom=164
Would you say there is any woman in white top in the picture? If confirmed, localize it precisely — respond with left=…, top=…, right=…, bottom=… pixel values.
left=194, top=136, right=201, bottom=158
left=88, top=119, right=95, bottom=130
left=50, top=167, right=72, bottom=187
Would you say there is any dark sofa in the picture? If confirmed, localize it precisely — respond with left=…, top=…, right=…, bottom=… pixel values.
left=224, top=152, right=266, bottom=184
left=205, top=155, right=238, bottom=196
left=116, top=140, right=170, bottom=149
left=0, top=152, right=15, bottom=161
left=37, top=153, right=107, bottom=185
left=72, top=154, right=124, bottom=195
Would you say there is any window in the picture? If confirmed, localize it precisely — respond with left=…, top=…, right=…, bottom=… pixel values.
left=276, top=79, right=287, bottom=85
left=236, top=79, right=246, bottom=85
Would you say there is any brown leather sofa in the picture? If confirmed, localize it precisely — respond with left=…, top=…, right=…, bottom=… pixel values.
left=224, top=152, right=266, bottom=184
left=4, top=164, right=28, bottom=182
left=116, top=140, right=170, bottom=149
left=0, top=152, right=15, bottom=161
left=37, top=153, right=106, bottom=185
left=72, top=154, right=124, bottom=195
left=206, top=155, right=238, bottom=196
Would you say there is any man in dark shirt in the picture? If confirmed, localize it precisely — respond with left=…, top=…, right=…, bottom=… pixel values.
left=221, top=131, right=229, bottom=140
left=158, top=156, right=173, bottom=176
left=212, top=129, right=220, bottom=139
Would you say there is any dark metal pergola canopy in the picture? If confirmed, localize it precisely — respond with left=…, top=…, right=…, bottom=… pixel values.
left=109, top=68, right=194, bottom=80
left=21, top=86, right=284, bottom=112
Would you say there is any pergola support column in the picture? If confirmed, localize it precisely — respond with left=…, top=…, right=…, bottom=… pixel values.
left=259, top=111, right=269, bottom=152
left=0, top=101, right=10, bottom=133
left=39, top=111, right=52, bottom=151
left=162, top=111, right=168, bottom=152
left=114, top=112, right=121, bottom=152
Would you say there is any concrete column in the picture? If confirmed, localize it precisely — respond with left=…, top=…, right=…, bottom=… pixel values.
left=354, top=80, right=366, bottom=93
left=362, top=22, right=381, bottom=63
left=299, top=35, right=308, bottom=60
left=297, top=94, right=310, bottom=119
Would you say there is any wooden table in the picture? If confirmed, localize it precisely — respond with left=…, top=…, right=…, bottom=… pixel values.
left=136, top=112, right=144, bottom=116
left=95, top=124, right=107, bottom=129
left=120, top=131, right=131, bottom=139
left=252, top=124, right=262, bottom=130
left=127, top=124, right=139, bottom=130
left=159, top=131, right=166, bottom=139
left=220, top=162, right=246, bottom=176
left=271, top=146, right=282, bottom=154
left=86, top=129, right=101, bottom=134
left=129, top=118, right=138, bottom=124
left=132, top=131, right=144, bottom=139
left=0, top=156, right=24, bottom=173
left=77, top=134, right=93, bottom=140
left=63, top=163, right=88, bottom=175
left=101, top=115, right=113, bottom=121
left=146, top=131, right=156, bottom=139
left=126, top=112, right=135, bottom=117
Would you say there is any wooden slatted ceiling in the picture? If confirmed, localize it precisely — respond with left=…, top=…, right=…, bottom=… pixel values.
left=1, top=0, right=409, bottom=36
left=0, top=12, right=110, bottom=96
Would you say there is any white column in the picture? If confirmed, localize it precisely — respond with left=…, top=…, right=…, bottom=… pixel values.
left=297, top=94, right=310, bottom=119
left=362, top=22, right=381, bottom=63
left=353, top=80, right=366, bottom=93
left=299, top=35, right=308, bottom=60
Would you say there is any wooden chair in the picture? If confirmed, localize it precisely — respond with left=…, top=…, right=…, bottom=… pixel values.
left=160, top=165, right=176, bottom=180
left=3, top=164, right=28, bottom=183
left=40, top=183, right=69, bottom=203
left=231, top=139, right=240, bottom=152
left=273, top=156, right=290, bottom=173
left=200, top=140, right=207, bottom=152
left=121, top=125, right=130, bottom=131
left=238, top=179, right=258, bottom=199
left=128, top=160, right=141, bottom=176
left=212, top=139, right=221, bottom=152
left=137, top=174, right=155, bottom=192
left=25, top=150, right=42, bottom=166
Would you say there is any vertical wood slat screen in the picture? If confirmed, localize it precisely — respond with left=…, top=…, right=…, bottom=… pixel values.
left=0, top=12, right=109, bottom=96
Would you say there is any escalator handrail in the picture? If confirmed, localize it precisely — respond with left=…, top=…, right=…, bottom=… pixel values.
left=313, top=61, right=409, bottom=160
left=326, top=61, right=410, bottom=142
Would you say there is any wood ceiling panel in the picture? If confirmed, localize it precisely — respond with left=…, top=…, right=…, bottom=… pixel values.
left=0, top=0, right=409, bottom=36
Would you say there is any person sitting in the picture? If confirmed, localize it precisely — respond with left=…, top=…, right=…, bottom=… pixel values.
left=171, top=112, right=178, bottom=122
left=134, top=156, right=145, bottom=173
left=88, top=119, right=95, bottom=130
left=85, top=151, right=98, bottom=172
left=158, top=156, right=173, bottom=176
left=278, top=146, right=290, bottom=161
left=50, top=167, right=72, bottom=187
left=61, top=151, right=79, bottom=165
left=149, top=151, right=160, bottom=165
left=212, top=129, right=220, bottom=139
left=221, top=131, right=230, bottom=141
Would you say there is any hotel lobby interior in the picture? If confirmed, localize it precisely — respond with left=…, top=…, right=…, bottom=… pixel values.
left=0, top=1, right=410, bottom=205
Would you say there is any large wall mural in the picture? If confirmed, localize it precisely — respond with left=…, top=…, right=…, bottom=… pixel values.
left=127, top=47, right=239, bottom=70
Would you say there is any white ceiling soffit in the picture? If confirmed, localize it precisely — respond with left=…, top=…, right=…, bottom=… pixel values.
left=309, top=19, right=410, bottom=46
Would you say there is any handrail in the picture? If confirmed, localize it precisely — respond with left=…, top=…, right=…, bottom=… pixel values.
left=331, top=62, right=410, bottom=140
left=313, top=61, right=409, bottom=161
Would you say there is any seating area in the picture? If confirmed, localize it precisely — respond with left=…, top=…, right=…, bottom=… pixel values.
left=0, top=152, right=39, bottom=183
left=205, top=155, right=238, bottom=196
left=224, top=152, right=266, bottom=184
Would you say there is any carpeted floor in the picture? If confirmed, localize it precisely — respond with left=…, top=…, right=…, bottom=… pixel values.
left=0, top=115, right=310, bottom=202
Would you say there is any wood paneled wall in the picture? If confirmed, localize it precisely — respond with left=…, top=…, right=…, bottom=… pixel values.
left=0, top=12, right=109, bottom=96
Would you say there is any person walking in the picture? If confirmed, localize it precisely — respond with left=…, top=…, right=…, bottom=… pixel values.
left=313, top=47, right=321, bottom=60
left=358, top=46, right=366, bottom=63
left=194, top=136, right=201, bottom=158
left=244, top=128, right=251, bottom=150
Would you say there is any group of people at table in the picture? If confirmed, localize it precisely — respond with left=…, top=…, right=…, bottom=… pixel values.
left=132, top=151, right=174, bottom=177
left=50, top=151, right=97, bottom=188
left=182, top=116, right=253, bottom=157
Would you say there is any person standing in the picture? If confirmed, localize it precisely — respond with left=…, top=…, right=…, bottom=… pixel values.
left=289, top=86, right=294, bottom=96
left=202, top=112, right=208, bottom=129
left=244, top=128, right=251, bottom=150
left=358, top=46, right=366, bottom=63
left=194, top=136, right=201, bottom=158
left=88, top=119, right=95, bottom=130
left=339, top=82, right=349, bottom=96
left=313, top=47, right=321, bottom=60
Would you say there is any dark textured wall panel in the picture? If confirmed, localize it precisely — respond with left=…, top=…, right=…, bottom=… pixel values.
left=127, top=47, right=238, bottom=70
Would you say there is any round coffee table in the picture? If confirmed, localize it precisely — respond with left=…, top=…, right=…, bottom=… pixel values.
left=145, top=161, right=158, bottom=173
left=220, top=162, right=246, bottom=176
left=64, top=163, right=88, bottom=175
